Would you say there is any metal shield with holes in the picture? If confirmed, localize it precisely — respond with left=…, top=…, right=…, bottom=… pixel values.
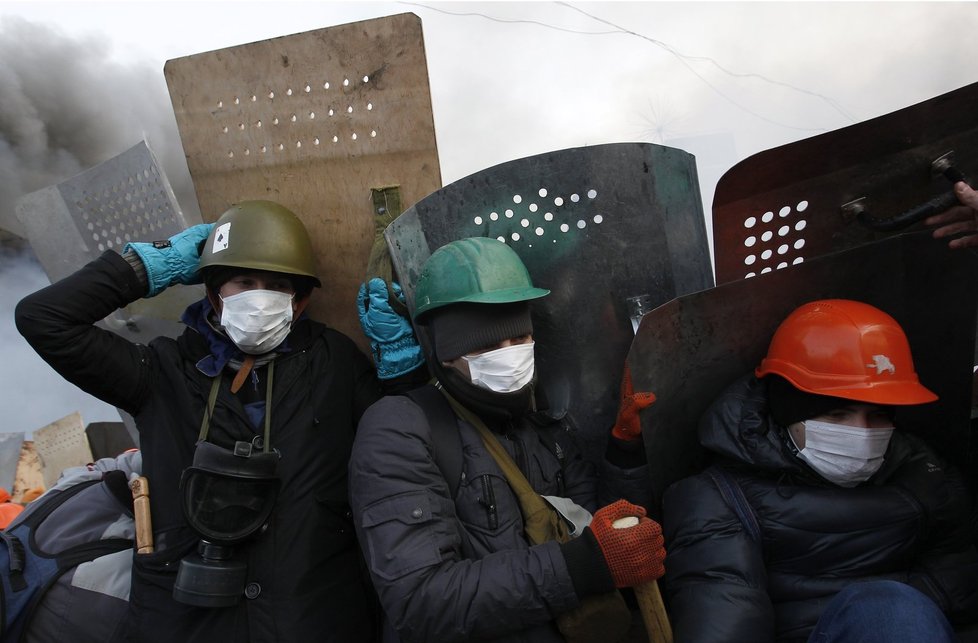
left=628, top=231, right=978, bottom=516
left=164, top=13, right=442, bottom=352
left=712, top=80, right=978, bottom=285
left=14, top=140, right=201, bottom=341
left=386, top=142, right=713, bottom=453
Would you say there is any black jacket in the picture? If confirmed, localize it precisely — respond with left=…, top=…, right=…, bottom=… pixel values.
left=16, top=251, right=381, bottom=643
left=661, top=375, right=978, bottom=643
left=349, top=383, right=647, bottom=643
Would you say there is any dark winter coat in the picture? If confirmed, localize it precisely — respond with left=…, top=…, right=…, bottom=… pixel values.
left=15, top=251, right=382, bottom=643
left=349, top=388, right=641, bottom=643
left=662, top=374, right=978, bottom=643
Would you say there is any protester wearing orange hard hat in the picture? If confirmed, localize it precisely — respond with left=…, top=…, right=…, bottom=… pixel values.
left=662, top=299, right=978, bottom=643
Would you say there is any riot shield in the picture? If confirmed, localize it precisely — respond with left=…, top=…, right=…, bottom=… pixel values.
left=628, top=231, right=978, bottom=516
left=712, top=80, right=978, bottom=285
left=15, top=140, right=201, bottom=342
left=386, top=142, right=713, bottom=453
left=164, top=13, right=441, bottom=353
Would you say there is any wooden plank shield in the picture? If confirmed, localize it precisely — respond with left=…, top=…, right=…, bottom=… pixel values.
left=164, top=13, right=442, bottom=350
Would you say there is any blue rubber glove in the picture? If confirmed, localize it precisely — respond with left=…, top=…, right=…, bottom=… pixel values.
left=357, top=278, right=424, bottom=380
left=123, top=223, right=214, bottom=297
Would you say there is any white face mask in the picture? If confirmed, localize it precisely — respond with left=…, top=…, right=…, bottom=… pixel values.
left=792, top=419, right=894, bottom=487
left=220, top=290, right=294, bottom=355
left=462, top=342, right=535, bottom=393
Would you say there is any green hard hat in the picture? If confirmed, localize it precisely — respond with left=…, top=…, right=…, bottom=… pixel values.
left=199, top=200, right=321, bottom=287
left=413, top=237, right=549, bottom=320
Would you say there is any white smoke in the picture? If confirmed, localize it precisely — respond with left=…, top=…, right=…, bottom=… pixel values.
left=0, top=15, right=198, bottom=236
left=0, top=16, right=200, bottom=435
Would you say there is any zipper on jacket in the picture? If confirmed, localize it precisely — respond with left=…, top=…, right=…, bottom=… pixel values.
left=479, top=475, right=498, bottom=530
left=505, top=430, right=529, bottom=478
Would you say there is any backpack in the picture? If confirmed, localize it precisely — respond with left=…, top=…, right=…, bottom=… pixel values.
left=0, top=451, right=140, bottom=643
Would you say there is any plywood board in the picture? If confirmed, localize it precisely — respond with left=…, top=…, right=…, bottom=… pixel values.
left=13, top=441, right=45, bottom=503
left=165, top=13, right=442, bottom=351
left=33, top=412, right=94, bottom=489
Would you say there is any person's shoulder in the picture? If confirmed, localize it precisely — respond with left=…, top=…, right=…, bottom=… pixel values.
left=359, top=394, right=429, bottom=433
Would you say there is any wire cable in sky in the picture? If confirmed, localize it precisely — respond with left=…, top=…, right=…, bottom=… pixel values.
left=403, top=0, right=852, bottom=133
left=558, top=2, right=857, bottom=125
left=400, top=1, right=619, bottom=35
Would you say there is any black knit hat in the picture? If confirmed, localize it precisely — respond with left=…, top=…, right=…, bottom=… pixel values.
left=425, top=301, right=533, bottom=361
left=765, top=375, right=852, bottom=427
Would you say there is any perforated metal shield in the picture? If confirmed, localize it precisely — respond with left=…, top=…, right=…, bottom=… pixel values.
left=712, top=81, right=978, bottom=284
left=628, top=231, right=978, bottom=516
left=386, top=142, right=713, bottom=453
left=15, top=140, right=201, bottom=343
left=164, top=13, right=441, bottom=352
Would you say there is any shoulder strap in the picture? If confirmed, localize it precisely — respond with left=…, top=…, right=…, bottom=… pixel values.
left=706, top=466, right=762, bottom=543
left=436, top=389, right=570, bottom=546
left=405, top=384, right=464, bottom=500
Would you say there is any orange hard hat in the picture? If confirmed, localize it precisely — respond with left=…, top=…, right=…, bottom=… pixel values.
left=755, top=299, right=937, bottom=405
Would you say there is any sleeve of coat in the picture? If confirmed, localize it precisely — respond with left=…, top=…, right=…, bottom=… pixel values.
left=662, top=472, right=776, bottom=643
left=349, top=396, right=580, bottom=643
left=904, top=456, right=978, bottom=625
left=598, top=436, right=652, bottom=512
left=14, top=250, right=153, bottom=414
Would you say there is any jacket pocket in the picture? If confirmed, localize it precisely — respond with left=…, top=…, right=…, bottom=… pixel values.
left=455, top=470, right=520, bottom=538
left=359, top=490, right=443, bottom=581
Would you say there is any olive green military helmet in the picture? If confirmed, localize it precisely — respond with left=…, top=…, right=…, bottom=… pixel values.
left=413, top=237, right=550, bottom=320
left=198, top=200, right=322, bottom=287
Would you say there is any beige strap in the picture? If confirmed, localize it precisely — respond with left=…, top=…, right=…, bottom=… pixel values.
left=437, top=388, right=569, bottom=545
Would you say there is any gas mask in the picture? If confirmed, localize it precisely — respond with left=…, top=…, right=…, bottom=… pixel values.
left=792, top=419, right=894, bottom=487
left=220, top=290, right=294, bottom=355
left=462, top=342, right=535, bottom=393
left=173, top=439, right=280, bottom=607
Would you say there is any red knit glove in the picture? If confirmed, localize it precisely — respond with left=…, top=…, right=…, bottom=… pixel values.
left=610, top=364, right=656, bottom=441
left=589, top=499, right=666, bottom=588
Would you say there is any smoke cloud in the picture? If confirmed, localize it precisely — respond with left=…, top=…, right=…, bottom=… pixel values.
left=0, top=15, right=198, bottom=236
left=0, top=16, right=198, bottom=434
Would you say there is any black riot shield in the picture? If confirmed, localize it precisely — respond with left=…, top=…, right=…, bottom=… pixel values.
left=712, top=81, right=978, bottom=285
left=386, top=143, right=713, bottom=453
left=628, top=231, right=978, bottom=517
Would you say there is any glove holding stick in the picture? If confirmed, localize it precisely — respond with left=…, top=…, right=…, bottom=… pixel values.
left=592, top=500, right=673, bottom=643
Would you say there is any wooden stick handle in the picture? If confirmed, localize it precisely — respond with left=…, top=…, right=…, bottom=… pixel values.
left=634, top=580, right=673, bottom=643
left=130, top=476, right=154, bottom=554
left=612, top=516, right=673, bottom=643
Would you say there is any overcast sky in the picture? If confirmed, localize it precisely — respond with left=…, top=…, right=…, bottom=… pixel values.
left=2, top=0, right=977, bottom=435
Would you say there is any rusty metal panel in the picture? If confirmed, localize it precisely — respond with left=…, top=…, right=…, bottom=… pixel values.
left=712, top=81, right=978, bottom=284
left=629, top=232, right=978, bottom=516
left=164, top=13, right=442, bottom=348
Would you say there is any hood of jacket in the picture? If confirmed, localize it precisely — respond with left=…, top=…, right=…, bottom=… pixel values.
left=699, top=374, right=916, bottom=485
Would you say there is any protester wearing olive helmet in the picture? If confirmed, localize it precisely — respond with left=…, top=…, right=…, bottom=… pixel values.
left=661, top=299, right=978, bottom=643
left=16, top=201, right=383, bottom=643
left=350, top=237, right=666, bottom=643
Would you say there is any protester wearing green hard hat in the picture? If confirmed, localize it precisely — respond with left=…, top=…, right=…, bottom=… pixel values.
left=17, top=200, right=383, bottom=643
left=350, top=236, right=666, bottom=643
